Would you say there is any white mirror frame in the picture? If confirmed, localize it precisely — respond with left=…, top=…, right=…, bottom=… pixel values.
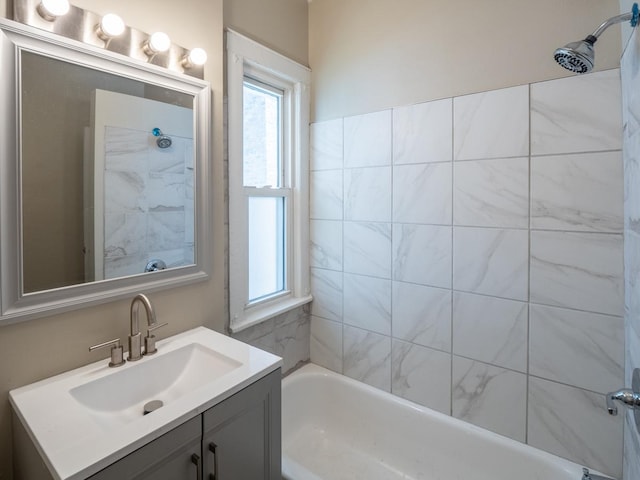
left=0, top=18, right=211, bottom=325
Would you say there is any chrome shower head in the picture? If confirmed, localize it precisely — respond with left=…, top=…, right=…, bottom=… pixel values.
left=554, top=3, right=639, bottom=74
left=151, top=127, right=172, bottom=149
left=554, top=37, right=596, bottom=74
left=156, top=135, right=172, bottom=149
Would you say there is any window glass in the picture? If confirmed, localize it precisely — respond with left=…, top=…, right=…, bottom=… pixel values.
left=243, top=80, right=282, bottom=187
left=247, top=196, right=285, bottom=302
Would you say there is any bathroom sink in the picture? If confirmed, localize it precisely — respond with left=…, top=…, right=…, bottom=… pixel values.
left=70, top=343, right=242, bottom=426
left=9, top=327, right=282, bottom=480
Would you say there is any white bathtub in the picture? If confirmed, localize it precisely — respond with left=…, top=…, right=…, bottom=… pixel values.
left=282, top=364, right=609, bottom=480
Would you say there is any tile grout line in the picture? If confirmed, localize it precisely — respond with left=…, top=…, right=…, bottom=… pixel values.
left=526, top=81, right=532, bottom=445
left=390, top=108, right=394, bottom=393
left=450, top=96, right=455, bottom=417
left=341, top=117, right=346, bottom=375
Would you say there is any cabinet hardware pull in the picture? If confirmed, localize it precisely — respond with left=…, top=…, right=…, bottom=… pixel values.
left=191, top=453, right=202, bottom=480
left=209, top=442, right=218, bottom=480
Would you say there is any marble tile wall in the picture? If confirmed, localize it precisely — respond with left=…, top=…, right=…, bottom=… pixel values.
left=310, top=69, right=624, bottom=477
left=230, top=305, right=310, bottom=374
left=621, top=22, right=640, bottom=480
left=103, top=126, right=194, bottom=278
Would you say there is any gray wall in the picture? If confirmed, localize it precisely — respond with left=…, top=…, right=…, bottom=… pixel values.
left=224, top=0, right=308, bottom=66
left=309, top=69, right=625, bottom=477
left=309, top=0, right=622, bottom=122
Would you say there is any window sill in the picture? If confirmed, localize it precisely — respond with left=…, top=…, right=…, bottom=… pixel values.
left=229, top=294, right=313, bottom=334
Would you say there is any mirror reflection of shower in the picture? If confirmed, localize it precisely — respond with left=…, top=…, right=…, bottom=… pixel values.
left=554, top=3, right=639, bottom=74
left=89, top=90, right=195, bottom=281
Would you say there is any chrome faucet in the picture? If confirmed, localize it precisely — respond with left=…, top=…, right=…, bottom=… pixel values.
left=128, top=294, right=156, bottom=361
left=606, top=388, right=640, bottom=415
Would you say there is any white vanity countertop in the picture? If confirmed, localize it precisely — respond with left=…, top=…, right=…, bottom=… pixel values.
left=9, top=326, right=282, bottom=480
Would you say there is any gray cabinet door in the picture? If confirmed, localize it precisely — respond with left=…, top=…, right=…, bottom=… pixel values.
left=89, top=416, right=202, bottom=480
left=203, top=368, right=281, bottom=480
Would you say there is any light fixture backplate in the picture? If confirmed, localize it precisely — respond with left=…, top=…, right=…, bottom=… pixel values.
left=13, top=0, right=204, bottom=79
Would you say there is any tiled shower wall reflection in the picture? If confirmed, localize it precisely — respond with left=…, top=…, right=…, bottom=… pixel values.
left=103, top=126, right=194, bottom=278
left=310, top=69, right=624, bottom=477
left=621, top=25, right=640, bottom=480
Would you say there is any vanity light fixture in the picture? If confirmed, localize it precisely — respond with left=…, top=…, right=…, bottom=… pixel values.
left=96, top=13, right=125, bottom=41
left=15, top=0, right=204, bottom=78
left=143, top=31, right=171, bottom=57
left=182, top=47, right=208, bottom=68
left=36, top=0, right=70, bottom=21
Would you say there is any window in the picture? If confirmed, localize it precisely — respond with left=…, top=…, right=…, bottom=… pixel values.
left=227, top=30, right=311, bottom=332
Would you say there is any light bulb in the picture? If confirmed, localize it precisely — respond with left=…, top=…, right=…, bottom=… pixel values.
left=37, top=0, right=70, bottom=21
left=145, top=32, right=171, bottom=55
left=97, top=13, right=125, bottom=39
left=183, top=48, right=207, bottom=68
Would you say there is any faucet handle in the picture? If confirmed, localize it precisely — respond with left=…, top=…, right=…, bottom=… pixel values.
left=144, top=322, right=168, bottom=356
left=606, top=388, right=640, bottom=415
left=89, top=338, right=126, bottom=368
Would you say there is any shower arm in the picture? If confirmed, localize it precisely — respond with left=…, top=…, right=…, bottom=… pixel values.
left=589, top=5, right=639, bottom=42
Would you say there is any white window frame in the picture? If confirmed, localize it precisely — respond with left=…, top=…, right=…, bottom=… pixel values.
left=227, top=30, right=311, bottom=333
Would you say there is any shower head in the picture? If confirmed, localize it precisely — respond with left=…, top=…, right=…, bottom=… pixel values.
left=554, top=3, right=639, bottom=74
left=554, top=37, right=596, bottom=74
left=151, top=127, right=172, bottom=149
left=156, top=135, right=172, bottom=149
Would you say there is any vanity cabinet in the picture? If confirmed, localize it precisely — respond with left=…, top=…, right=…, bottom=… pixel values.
left=88, top=369, right=281, bottom=480
left=88, top=417, right=202, bottom=480
left=13, top=368, right=281, bottom=480
left=88, top=368, right=281, bottom=480
left=203, top=366, right=281, bottom=479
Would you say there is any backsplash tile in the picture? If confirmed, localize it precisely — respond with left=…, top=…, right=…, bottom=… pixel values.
left=343, top=273, right=391, bottom=335
left=310, top=316, right=343, bottom=373
left=528, top=377, right=623, bottom=478
left=310, top=268, right=343, bottom=322
left=392, top=163, right=452, bottom=225
left=309, top=68, right=624, bottom=477
left=453, top=227, right=528, bottom=301
left=343, top=325, right=392, bottom=392
left=232, top=306, right=310, bottom=375
left=392, top=282, right=451, bottom=352
left=453, top=157, right=529, bottom=228
left=344, top=110, right=391, bottom=168
left=310, top=169, right=343, bottom=220
left=311, top=118, right=343, bottom=171
left=531, top=151, right=623, bottom=233
left=391, top=339, right=451, bottom=414
left=452, top=292, right=527, bottom=372
left=344, top=166, right=391, bottom=222
left=453, top=85, right=529, bottom=161
left=392, top=224, right=451, bottom=288
left=343, top=221, right=391, bottom=278
left=529, top=304, right=624, bottom=393
left=530, top=231, right=623, bottom=316
left=452, top=356, right=527, bottom=442
left=310, top=219, right=343, bottom=271
left=393, top=98, right=453, bottom=164
left=274, top=311, right=311, bottom=373
left=531, top=69, right=622, bottom=155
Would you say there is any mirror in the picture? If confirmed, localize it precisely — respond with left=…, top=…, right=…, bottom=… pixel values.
left=0, top=19, right=211, bottom=323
